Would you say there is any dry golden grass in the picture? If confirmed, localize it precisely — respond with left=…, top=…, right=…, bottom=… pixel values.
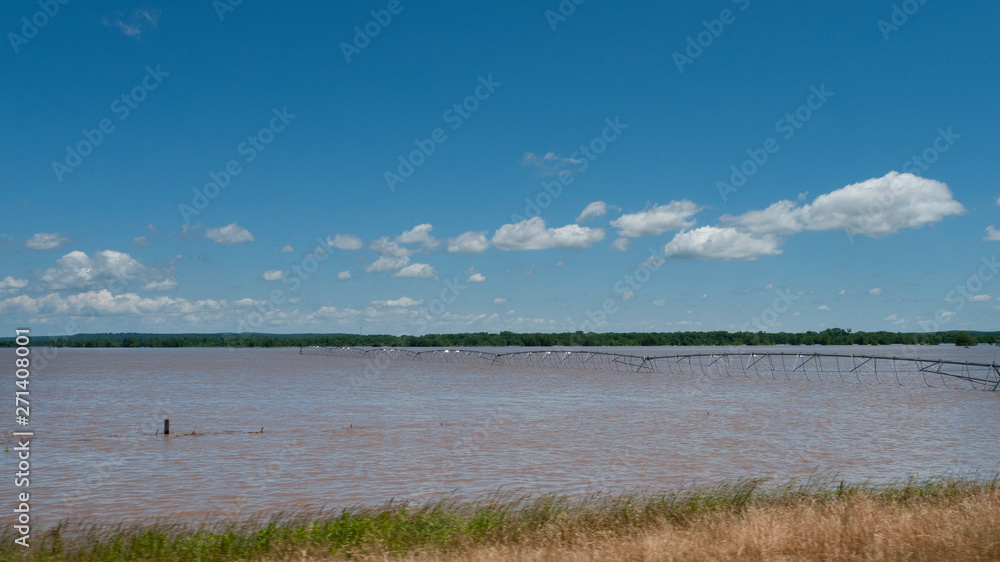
left=272, top=485, right=1000, bottom=562
left=9, top=479, right=999, bottom=561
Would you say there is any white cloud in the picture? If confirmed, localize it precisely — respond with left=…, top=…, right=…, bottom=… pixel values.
left=280, top=244, right=294, bottom=253
left=652, top=299, right=666, bottom=307
left=805, top=173, right=964, bottom=236
left=337, top=270, right=351, bottom=281
left=467, top=273, right=486, bottom=283
left=39, top=250, right=177, bottom=291
left=492, top=217, right=605, bottom=251
left=373, top=296, right=423, bottom=307
left=0, top=290, right=206, bottom=316
left=985, top=226, right=1000, bottom=242
left=41, top=250, right=149, bottom=290
left=447, top=231, right=491, bottom=254
left=142, top=279, right=177, bottom=291
left=0, top=276, right=29, bottom=295
left=720, top=200, right=804, bottom=235
left=610, top=201, right=702, bottom=238
left=663, top=226, right=782, bottom=261
left=576, top=201, right=608, bottom=223
left=262, top=270, right=283, bottom=281
left=328, top=233, right=364, bottom=250
left=206, top=223, right=254, bottom=246
left=818, top=305, right=831, bottom=311
left=522, top=152, right=581, bottom=176
left=493, top=297, right=508, bottom=305
left=312, top=306, right=338, bottom=318
left=397, top=224, right=441, bottom=250
left=838, top=289, right=846, bottom=296
left=609, top=237, right=630, bottom=252
left=869, top=288, right=883, bottom=296
left=969, top=294, right=991, bottom=302
left=364, top=237, right=419, bottom=273
left=370, top=237, right=414, bottom=258
left=132, top=236, right=152, bottom=248
left=393, top=263, right=438, bottom=279
left=622, top=291, right=635, bottom=300
left=25, top=232, right=71, bottom=250
left=722, top=172, right=965, bottom=238
left=365, top=255, right=410, bottom=273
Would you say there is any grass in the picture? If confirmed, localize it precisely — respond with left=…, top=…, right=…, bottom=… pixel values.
left=4, top=477, right=999, bottom=561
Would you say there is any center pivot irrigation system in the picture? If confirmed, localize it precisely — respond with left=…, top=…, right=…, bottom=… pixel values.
left=301, top=347, right=1000, bottom=392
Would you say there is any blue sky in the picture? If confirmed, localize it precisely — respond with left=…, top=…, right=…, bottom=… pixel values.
left=2, top=0, right=999, bottom=336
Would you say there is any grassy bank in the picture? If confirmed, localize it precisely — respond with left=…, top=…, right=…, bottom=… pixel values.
left=5, top=478, right=1000, bottom=561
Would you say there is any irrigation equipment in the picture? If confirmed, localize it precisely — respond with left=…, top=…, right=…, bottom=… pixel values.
left=300, top=346, right=1000, bottom=391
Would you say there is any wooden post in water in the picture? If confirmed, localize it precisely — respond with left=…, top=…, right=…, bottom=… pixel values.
left=164, top=419, right=170, bottom=435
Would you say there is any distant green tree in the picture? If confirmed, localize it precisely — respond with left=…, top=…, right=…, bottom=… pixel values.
left=953, top=331, right=977, bottom=348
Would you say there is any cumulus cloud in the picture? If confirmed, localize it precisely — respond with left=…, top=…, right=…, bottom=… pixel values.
left=364, top=237, right=418, bottom=274
left=132, top=236, right=152, bottom=249
left=393, top=263, right=438, bottom=279
left=610, top=201, right=702, bottom=238
left=206, top=223, right=254, bottom=246
left=142, top=279, right=177, bottom=291
left=262, top=270, right=283, bottom=281
left=652, top=299, right=666, bottom=307
left=365, top=255, right=410, bottom=273
left=493, top=297, right=508, bottom=305
left=576, top=201, right=609, bottom=223
left=0, top=290, right=213, bottom=316
left=722, top=172, right=965, bottom=238
left=719, top=200, right=804, bottom=236
left=663, top=227, right=782, bottom=261
left=0, top=276, right=28, bottom=295
left=609, top=237, right=630, bottom=252
left=492, top=217, right=605, bottom=251
left=522, top=152, right=581, bottom=176
left=42, top=250, right=140, bottom=290
left=467, top=273, right=486, bottom=283
left=397, top=224, right=440, bottom=250
left=869, top=288, right=883, bottom=296
left=818, top=305, right=831, bottom=311
left=447, top=231, right=491, bottom=254
left=39, top=250, right=181, bottom=293
left=806, top=173, right=964, bottom=236
left=327, top=233, right=364, bottom=250
left=281, top=244, right=294, bottom=253
left=373, top=296, right=423, bottom=307
left=25, top=232, right=71, bottom=250
left=370, top=237, right=414, bottom=258
left=337, top=270, right=351, bottom=281
left=985, top=226, right=1000, bottom=242
left=969, top=294, right=991, bottom=302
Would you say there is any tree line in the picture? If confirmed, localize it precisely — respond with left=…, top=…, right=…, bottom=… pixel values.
left=1, top=328, right=995, bottom=348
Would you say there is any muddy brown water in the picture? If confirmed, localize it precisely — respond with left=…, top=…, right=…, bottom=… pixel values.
left=3, top=345, right=999, bottom=528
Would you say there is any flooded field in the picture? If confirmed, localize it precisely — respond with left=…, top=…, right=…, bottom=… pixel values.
left=4, top=345, right=999, bottom=528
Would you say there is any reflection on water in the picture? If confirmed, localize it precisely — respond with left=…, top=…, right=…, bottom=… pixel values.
left=4, top=345, right=998, bottom=528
